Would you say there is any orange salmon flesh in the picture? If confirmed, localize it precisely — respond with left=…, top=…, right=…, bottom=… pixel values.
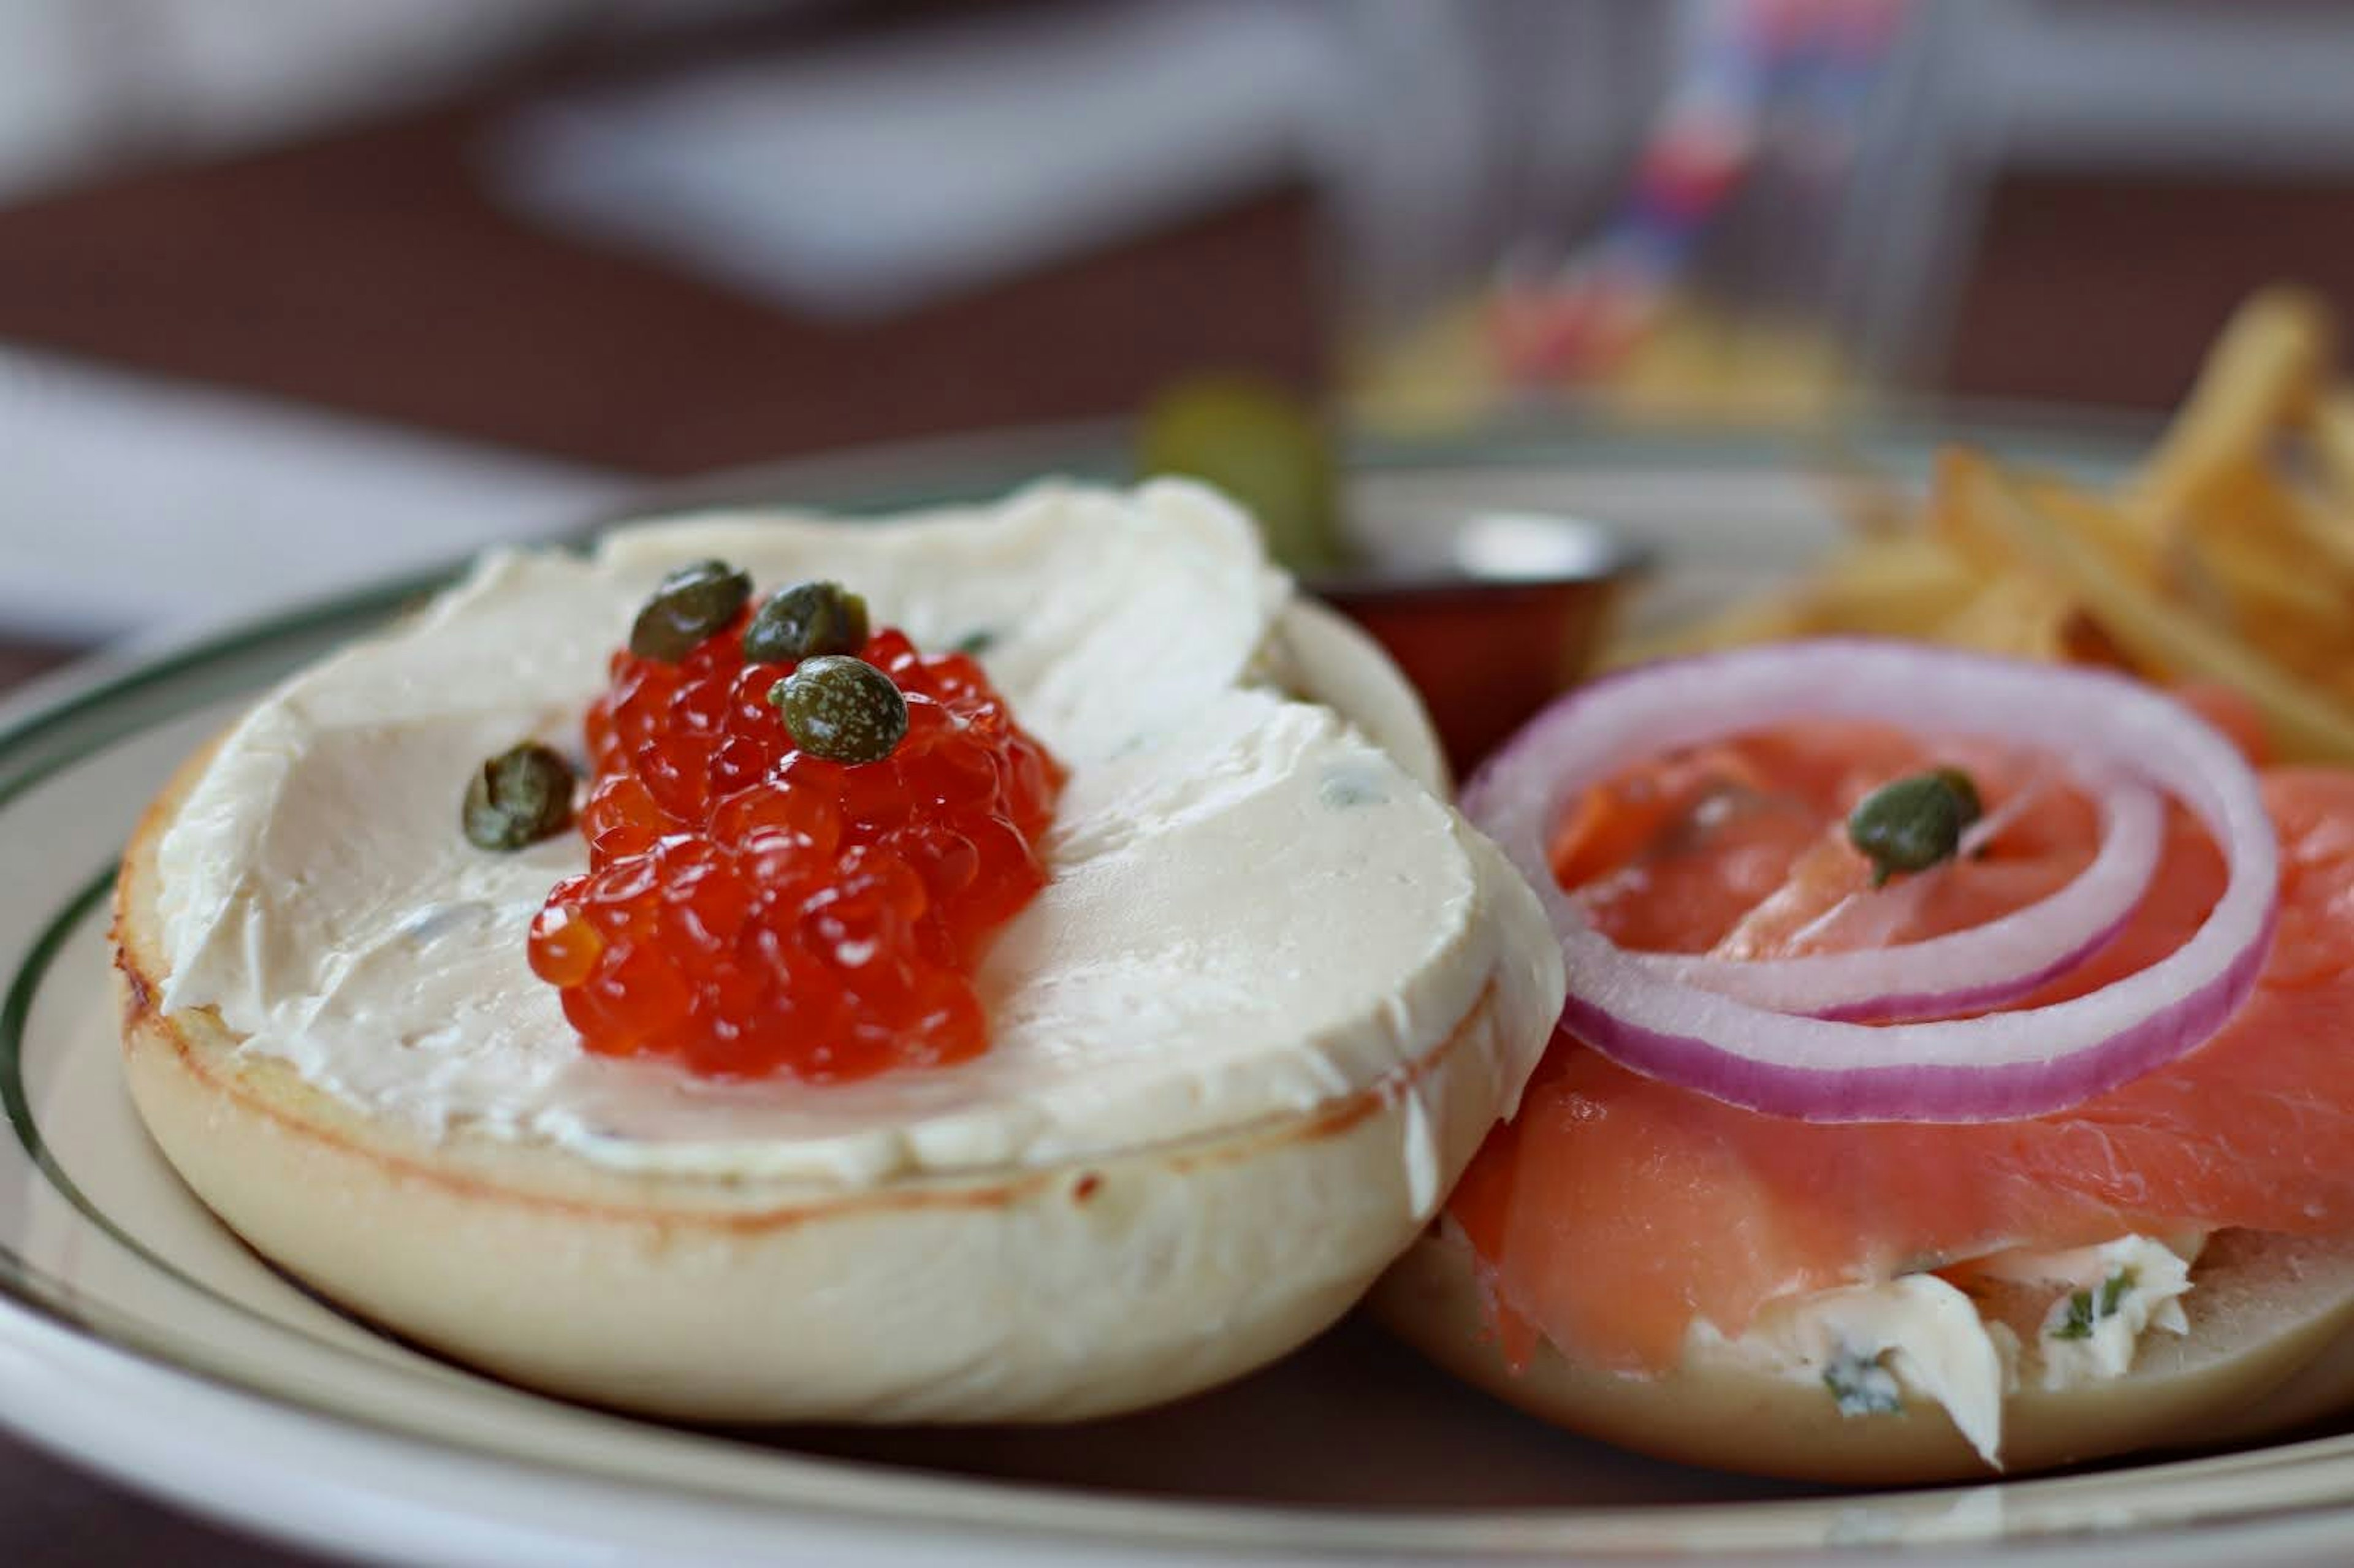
left=1450, top=687, right=2354, bottom=1373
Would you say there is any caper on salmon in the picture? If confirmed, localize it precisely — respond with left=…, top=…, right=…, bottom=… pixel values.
left=629, top=559, right=752, bottom=661
left=742, top=580, right=870, bottom=664
left=772, top=655, right=909, bottom=764
left=463, top=742, right=577, bottom=850
left=1847, top=767, right=1984, bottom=887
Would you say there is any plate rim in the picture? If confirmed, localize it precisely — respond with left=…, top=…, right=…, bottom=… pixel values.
left=7, top=424, right=2354, bottom=1563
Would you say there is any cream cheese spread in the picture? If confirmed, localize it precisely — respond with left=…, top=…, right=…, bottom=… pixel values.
left=1691, top=1273, right=2019, bottom=1466
left=1691, top=1233, right=2200, bottom=1467
left=153, top=481, right=1564, bottom=1189
left=1974, top=1233, right=2196, bottom=1391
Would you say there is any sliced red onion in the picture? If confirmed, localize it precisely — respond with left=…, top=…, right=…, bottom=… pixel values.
left=1463, top=640, right=2277, bottom=1122
left=1637, top=772, right=2165, bottom=1022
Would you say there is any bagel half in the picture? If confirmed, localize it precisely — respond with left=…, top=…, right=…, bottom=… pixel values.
left=115, top=550, right=1563, bottom=1425
left=1372, top=1223, right=2354, bottom=1484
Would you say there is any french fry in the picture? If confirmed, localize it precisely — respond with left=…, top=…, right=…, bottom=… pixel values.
left=1954, top=452, right=2354, bottom=764
left=1922, top=448, right=2016, bottom=577
left=2019, top=472, right=2167, bottom=588
left=2307, top=386, right=2354, bottom=512
left=2131, top=286, right=2334, bottom=531
left=1930, top=455, right=2162, bottom=588
left=1602, top=287, right=2354, bottom=764
left=1929, top=571, right=2079, bottom=661
left=1796, top=535, right=1985, bottom=637
left=2185, top=457, right=2354, bottom=588
left=2176, top=528, right=2354, bottom=682
left=2285, top=481, right=2354, bottom=582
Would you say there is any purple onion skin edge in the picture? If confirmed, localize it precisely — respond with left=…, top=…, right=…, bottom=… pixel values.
left=1461, top=636, right=2188, bottom=821
left=1558, top=904, right=2279, bottom=1124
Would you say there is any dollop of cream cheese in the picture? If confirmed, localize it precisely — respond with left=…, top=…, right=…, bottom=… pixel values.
left=1692, top=1274, right=2019, bottom=1468
left=1973, top=1233, right=2196, bottom=1391
left=1689, top=1233, right=2200, bottom=1469
left=154, top=481, right=1564, bottom=1191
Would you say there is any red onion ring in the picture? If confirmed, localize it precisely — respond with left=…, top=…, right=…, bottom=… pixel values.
left=1463, top=641, right=2277, bottom=1122
left=1637, top=772, right=2165, bottom=1021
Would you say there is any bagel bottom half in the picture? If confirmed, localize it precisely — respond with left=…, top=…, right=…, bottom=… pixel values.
left=116, top=787, right=1529, bottom=1425
left=1372, top=1224, right=2354, bottom=1485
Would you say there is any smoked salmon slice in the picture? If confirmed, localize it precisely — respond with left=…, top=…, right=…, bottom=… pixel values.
left=1452, top=699, right=2354, bottom=1375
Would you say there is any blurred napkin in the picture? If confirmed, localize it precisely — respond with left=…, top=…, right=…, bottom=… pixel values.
left=489, top=0, right=1331, bottom=321
left=0, top=345, right=623, bottom=644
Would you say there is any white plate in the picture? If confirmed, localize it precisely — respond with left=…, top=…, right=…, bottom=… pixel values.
left=6, top=421, right=2353, bottom=1567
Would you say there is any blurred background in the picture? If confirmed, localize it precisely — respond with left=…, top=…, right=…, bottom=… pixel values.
left=4, top=0, right=2354, bottom=675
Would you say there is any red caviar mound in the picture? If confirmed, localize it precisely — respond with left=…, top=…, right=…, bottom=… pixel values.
left=528, top=615, right=1062, bottom=1081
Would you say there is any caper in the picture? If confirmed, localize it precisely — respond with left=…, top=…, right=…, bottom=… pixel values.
left=1932, top=766, right=1984, bottom=828
left=771, top=655, right=908, bottom=764
left=629, top=559, right=752, bottom=661
left=742, top=579, right=869, bottom=664
left=1846, top=767, right=1982, bottom=887
left=463, top=742, right=576, bottom=851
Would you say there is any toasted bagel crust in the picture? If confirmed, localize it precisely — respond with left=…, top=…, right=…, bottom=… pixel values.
left=1371, top=1225, right=2354, bottom=1484
left=116, top=607, right=1553, bottom=1423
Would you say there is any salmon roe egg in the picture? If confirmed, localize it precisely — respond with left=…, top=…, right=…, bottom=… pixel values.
left=528, top=607, right=1063, bottom=1081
